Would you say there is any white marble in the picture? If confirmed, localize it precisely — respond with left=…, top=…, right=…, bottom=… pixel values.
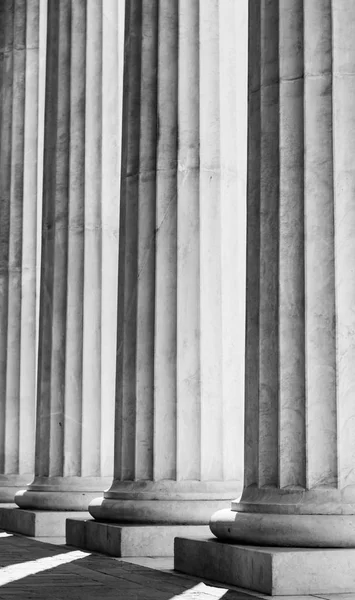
left=210, top=0, right=355, bottom=547
left=14, top=0, right=124, bottom=511
left=88, top=0, right=246, bottom=525
left=0, top=0, right=45, bottom=502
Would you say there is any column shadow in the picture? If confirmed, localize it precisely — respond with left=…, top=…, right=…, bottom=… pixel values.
left=0, top=531, right=262, bottom=599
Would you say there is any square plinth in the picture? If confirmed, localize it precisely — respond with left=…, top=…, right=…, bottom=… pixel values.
left=66, top=518, right=210, bottom=557
left=174, top=536, right=355, bottom=596
left=0, top=505, right=90, bottom=537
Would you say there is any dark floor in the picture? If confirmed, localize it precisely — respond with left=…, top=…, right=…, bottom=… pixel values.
left=0, top=530, right=260, bottom=600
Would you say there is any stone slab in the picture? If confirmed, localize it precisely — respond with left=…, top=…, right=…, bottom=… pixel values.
left=66, top=518, right=210, bottom=557
left=0, top=505, right=90, bottom=537
left=174, top=536, right=355, bottom=596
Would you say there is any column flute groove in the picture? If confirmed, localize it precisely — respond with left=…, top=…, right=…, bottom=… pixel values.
left=89, top=0, right=244, bottom=525
left=211, top=0, right=355, bottom=548
left=15, top=0, right=122, bottom=511
left=0, top=0, right=42, bottom=501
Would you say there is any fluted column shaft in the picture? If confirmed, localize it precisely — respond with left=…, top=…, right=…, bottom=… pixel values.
left=89, top=0, right=245, bottom=525
left=211, top=0, right=355, bottom=547
left=15, top=0, right=123, bottom=511
left=0, top=0, right=44, bottom=501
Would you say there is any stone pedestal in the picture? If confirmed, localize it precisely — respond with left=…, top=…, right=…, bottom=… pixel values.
left=175, top=537, right=355, bottom=596
left=66, top=519, right=209, bottom=557
left=0, top=0, right=44, bottom=502
left=0, top=504, right=89, bottom=537
left=10, top=0, right=123, bottom=531
left=175, top=0, right=355, bottom=594
left=66, top=0, right=246, bottom=554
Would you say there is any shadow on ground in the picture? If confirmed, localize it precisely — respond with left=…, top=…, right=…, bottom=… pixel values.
left=0, top=531, right=260, bottom=600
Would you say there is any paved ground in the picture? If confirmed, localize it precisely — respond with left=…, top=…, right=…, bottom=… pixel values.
left=0, top=531, right=353, bottom=600
left=0, top=530, right=258, bottom=599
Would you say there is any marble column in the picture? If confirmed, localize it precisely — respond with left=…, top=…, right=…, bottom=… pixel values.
left=0, top=0, right=44, bottom=502
left=89, top=0, right=245, bottom=525
left=211, top=0, right=355, bottom=547
left=15, top=0, right=122, bottom=511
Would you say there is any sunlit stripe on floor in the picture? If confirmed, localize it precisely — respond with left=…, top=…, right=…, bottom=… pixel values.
left=0, top=533, right=13, bottom=538
left=0, top=550, right=90, bottom=586
left=170, top=582, right=229, bottom=598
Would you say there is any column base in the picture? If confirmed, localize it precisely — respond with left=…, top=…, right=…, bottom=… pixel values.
left=174, top=536, right=355, bottom=595
left=0, top=504, right=90, bottom=537
left=89, top=496, right=235, bottom=524
left=15, top=476, right=112, bottom=511
left=0, top=474, right=33, bottom=503
left=90, top=480, right=241, bottom=524
left=210, top=508, right=355, bottom=547
left=66, top=517, right=209, bottom=556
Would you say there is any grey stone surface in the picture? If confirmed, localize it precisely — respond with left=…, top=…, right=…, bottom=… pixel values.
left=0, top=506, right=89, bottom=537
left=66, top=518, right=210, bottom=557
left=175, top=537, right=355, bottom=596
